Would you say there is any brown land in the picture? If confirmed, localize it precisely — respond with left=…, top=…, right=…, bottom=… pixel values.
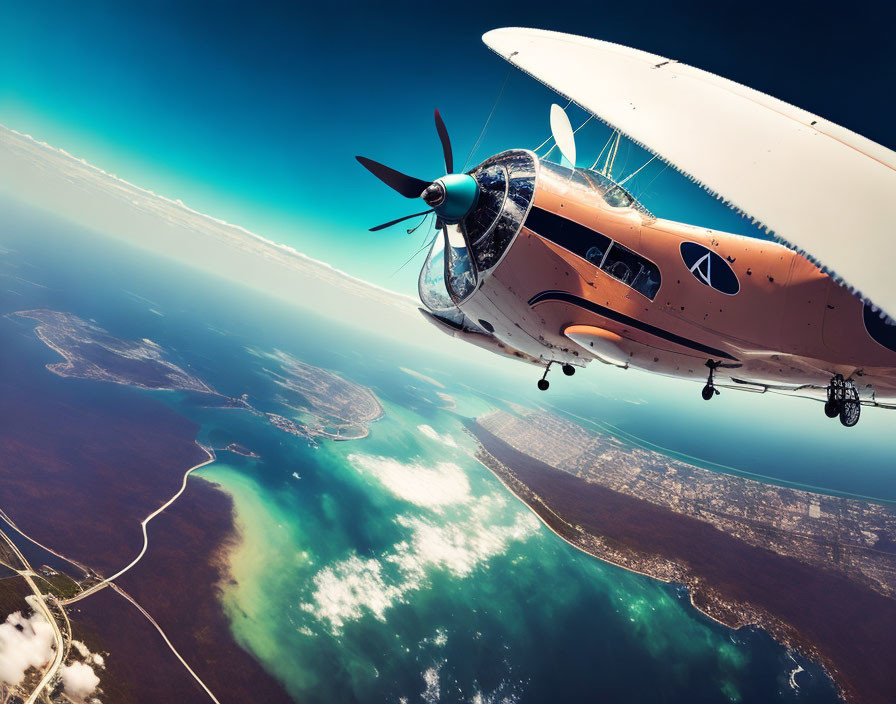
left=71, top=476, right=292, bottom=704
left=0, top=333, right=290, bottom=701
left=0, top=375, right=209, bottom=575
left=465, top=418, right=896, bottom=704
left=265, top=350, right=383, bottom=442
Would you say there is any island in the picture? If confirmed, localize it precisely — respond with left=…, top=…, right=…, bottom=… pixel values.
left=465, top=408, right=896, bottom=704
left=264, top=350, right=384, bottom=442
left=16, top=309, right=214, bottom=393
left=222, top=443, right=261, bottom=459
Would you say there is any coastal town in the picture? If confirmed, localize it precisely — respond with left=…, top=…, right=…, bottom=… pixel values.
left=466, top=408, right=896, bottom=703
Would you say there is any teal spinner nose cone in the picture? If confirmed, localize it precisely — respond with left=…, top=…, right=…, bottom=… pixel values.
left=422, top=173, right=479, bottom=222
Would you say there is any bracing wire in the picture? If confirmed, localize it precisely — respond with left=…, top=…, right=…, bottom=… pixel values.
left=461, top=66, right=513, bottom=172
left=391, top=228, right=439, bottom=278
left=634, top=161, right=669, bottom=202
left=617, top=154, right=659, bottom=187
left=406, top=211, right=431, bottom=235
left=572, top=115, right=593, bottom=134
left=590, top=131, right=616, bottom=170
left=542, top=112, right=592, bottom=163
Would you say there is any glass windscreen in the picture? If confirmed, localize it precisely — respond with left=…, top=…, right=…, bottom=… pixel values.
left=418, top=233, right=456, bottom=313
left=538, top=160, right=650, bottom=216
left=465, top=151, right=537, bottom=272
left=444, top=223, right=477, bottom=303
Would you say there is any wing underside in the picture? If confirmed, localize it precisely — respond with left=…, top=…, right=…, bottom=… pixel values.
left=483, top=27, right=896, bottom=319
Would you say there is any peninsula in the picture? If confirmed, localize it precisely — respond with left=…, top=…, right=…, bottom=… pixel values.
left=465, top=409, right=896, bottom=703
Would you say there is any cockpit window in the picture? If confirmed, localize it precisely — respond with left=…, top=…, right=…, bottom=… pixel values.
left=444, top=223, right=477, bottom=303
left=539, top=160, right=648, bottom=215
left=419, top=232, right=454, bottom=313
left=601, top=242, right=661, bottom=299
left=464, top=151, right=536, bottom=272
left=524, top=206, right=611, bottom=268
left=523, top=206, right=661, bottom=301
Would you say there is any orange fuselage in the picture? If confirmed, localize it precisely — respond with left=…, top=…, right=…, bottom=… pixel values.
left=451, top=155, right=896, bottom=403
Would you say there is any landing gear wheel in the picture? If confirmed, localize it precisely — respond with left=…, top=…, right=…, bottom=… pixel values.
left=537, top=379, right=550, bottom=391
left=701, top=384, right=715, bottom=401
left=826, top=374, right=861, bottom=427
left=839, top=387, right=861, bottom=428
left=562, top=364, right=576, bottom=377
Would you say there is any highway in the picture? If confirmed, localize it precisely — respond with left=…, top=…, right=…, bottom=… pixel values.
left=0, top=525, right=66, bottom=704
left=1, top=446, right=220, bottom=703
left=64, top=450, right=215, bottom=605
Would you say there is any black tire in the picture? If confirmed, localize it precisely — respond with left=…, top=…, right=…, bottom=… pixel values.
left=839, top=400, right=860, bottom=427
left=824, top=400, right=840, bottom=418
left=537, top=379, right=550, bottom=391
left=562, top=364, right=576, bottom=377
left=701, top=385, right=714, bottom=401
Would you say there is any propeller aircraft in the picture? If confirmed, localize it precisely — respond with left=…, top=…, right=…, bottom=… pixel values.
left=357, top=28, right=896, bottom=428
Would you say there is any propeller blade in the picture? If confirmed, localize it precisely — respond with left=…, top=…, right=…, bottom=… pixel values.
left=369, top=209, right=433, bottom=232
left=434, top=110, right=454, bottom=174
left=355, top=156, right=432, bottom=198
left=549, top=103, right=577, bottom=167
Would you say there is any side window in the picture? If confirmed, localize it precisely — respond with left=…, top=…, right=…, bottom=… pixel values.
left=601, top=242, right=661, bottom=300
left=524, top=207, right=612, bottom=269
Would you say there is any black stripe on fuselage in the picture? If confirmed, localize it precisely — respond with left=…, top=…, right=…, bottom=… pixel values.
left=528, top=290, right=738, bottom=361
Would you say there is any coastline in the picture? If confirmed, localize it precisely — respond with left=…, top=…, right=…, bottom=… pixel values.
left=78, top=471, right=294, bottom=703
left=462, top=422, right=896, bottom=703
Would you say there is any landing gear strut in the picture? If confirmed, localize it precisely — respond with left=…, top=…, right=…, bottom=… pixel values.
left=702, top=360, right=721, bottom=401
left=826, top=374, right=861, bottom=427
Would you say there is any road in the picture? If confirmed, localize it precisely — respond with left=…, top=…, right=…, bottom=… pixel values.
left=0, top=525, right=66, bottom=704
left=65, top=450, right=215, bottom=605
left=111, top=584, right=222, bottom=704
left=3, top=446, right=219, bottom=703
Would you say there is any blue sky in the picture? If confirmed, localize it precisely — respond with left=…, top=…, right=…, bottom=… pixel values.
left=3, top=0, right=893, bottom=294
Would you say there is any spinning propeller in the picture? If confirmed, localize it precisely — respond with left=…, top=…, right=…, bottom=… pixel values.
left=356, top=111, right=479, bottom=232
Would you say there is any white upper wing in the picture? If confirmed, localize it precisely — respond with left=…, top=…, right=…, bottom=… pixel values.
left=483, top=28, right=896, bottom=317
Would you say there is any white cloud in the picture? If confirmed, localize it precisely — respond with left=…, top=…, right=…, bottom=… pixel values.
left=301, top=555, right=403, bottom=633
left=60, top=660, right=100, bottom=700
left=421, top=664, right=441, bottom=704
left=417, top=425, right=458, bottom=448
left=348, top=454, right=471, bottom=512
left=389, top=497, right=538, bottom=580
left=70, top=639, right=105, bottom=668
left=301, top=491, right=540, bottom=634
left=0, top=610, right=56, bottom=686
